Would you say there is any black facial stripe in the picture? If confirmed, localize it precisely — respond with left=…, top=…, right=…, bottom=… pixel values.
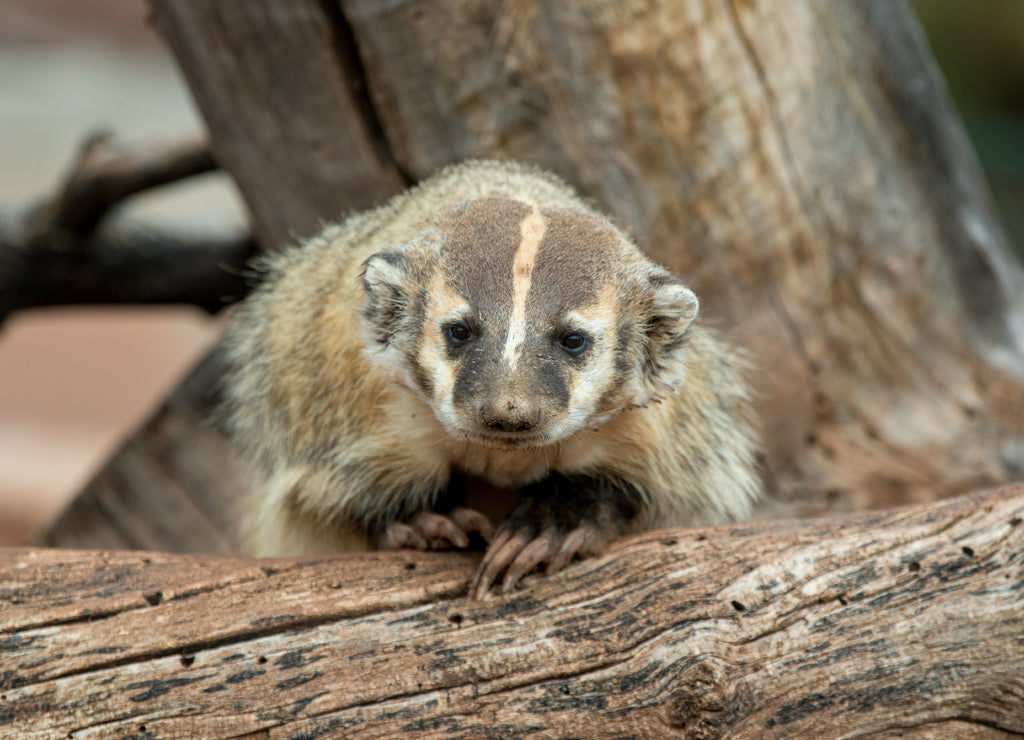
left=525, top=207, right=625, bottom=326
left=532, top=350, right=571, bottom=411
left=442, top=312, right=482, bottom=359
left=406, top=349, right=434, bottom=396
left=397, top=287, right=431, bottom=395
left=450, top=341, right=571, bottom=419
left=614, top=318, right=636, bottom=377
left=451, top=346, right=490, bottom=410
left=440, top=198, right=528, bottom=316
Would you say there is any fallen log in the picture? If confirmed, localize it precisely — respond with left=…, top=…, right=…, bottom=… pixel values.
left=5, top=485, right=1023, bottom=738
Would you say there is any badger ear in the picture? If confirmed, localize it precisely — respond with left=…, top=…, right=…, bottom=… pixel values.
left=361, top=249, right=413, bottom=348
left=362, top=229, right=441, bottom=362
left=640, top=272, right=699, bottom=401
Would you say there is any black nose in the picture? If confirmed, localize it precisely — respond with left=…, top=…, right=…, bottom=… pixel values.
left=481, top=398, right=539, bottom=433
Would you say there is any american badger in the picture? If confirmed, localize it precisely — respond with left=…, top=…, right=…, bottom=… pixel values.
left=223, top=160, right=760, bottom=598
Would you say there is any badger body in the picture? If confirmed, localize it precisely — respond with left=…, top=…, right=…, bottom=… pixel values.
left=224, top=160, right=760, bottom=597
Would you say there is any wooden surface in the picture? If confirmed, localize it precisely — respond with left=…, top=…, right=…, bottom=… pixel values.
left=149, top=0, right=407, bottom=251
left=7, top=485, right=1024, bottom=738
left=39, top=349, right=242, bottom=554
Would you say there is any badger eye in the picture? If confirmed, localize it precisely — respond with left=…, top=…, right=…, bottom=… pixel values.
left=557, top=331, right=588, bottom=355
left=445, top=322, right=474, bottom=345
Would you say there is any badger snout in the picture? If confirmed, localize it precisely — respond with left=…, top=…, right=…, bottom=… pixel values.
left=479, top=397, right=540, bottom=434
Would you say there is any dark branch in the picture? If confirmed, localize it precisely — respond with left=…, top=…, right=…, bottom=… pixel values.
left=1, top=133, right=258, bottom=323
left=42, top=132, right=219, bottom=236
left=0, top=208, right=257, bottom=319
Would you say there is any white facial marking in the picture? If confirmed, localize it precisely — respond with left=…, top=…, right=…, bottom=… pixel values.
left=549, top=284, right=620, bottom=438
left=420, top=276, right=470, bottom=433
left=502, top=209, right=546, bottom=368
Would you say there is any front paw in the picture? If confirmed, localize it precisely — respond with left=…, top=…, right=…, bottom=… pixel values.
left=468, top=489, right=626, bottom=597
left=376, top=507, right=494, bottom=551
left=469, top=520, right=613, bottom=600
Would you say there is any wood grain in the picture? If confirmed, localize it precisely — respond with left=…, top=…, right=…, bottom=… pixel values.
left=37, top=349, right=241, bottom=553
left=149, top=0, right=407, bottom=251
left=8, top=485, right=1024, bottom=738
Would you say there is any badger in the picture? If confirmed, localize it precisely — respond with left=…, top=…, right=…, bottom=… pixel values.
left=223, top=160, right=760, bottom=599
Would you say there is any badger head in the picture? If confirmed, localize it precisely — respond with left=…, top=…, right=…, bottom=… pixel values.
left=361, top=197, right=698, bottom=449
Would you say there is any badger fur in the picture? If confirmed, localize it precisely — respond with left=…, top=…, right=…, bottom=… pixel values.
left=223, top=160, right=760, bottom=598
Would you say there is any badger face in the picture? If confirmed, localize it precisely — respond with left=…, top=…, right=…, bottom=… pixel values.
left=362, top=197, right=698, bottom=449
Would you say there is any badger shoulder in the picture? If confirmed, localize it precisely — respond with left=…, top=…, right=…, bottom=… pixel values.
left=556, top=325, right=760, bottom=530
left=219, top=220, right=452, bottom=535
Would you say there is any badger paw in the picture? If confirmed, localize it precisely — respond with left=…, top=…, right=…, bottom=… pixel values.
left=378, top=507, right=494, bottom=551
left=469, top=520, right=613, bottom=600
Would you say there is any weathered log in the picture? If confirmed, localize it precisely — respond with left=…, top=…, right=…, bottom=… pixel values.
left=39, top=348, right=243, bottom=554
left=6, top=485, right=1024, bottom=738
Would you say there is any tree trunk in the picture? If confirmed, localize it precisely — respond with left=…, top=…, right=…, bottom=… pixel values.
left=41, top=0, right=1024, bottom=551
left=6, top=485, right=1024, bottom=738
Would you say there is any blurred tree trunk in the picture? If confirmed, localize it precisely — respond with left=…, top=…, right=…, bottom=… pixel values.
left=42, top=0, right=1024, bottom=549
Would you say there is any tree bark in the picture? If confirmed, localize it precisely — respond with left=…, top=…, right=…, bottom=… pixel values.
left=7, top=485, right=1024, bottom=739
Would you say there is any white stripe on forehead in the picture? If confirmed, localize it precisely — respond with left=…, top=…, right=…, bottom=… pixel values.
left=502, top=208, right=546, bottom=368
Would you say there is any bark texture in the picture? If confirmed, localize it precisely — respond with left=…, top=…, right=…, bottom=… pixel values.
left=7, top=486, right=1024, bottom=739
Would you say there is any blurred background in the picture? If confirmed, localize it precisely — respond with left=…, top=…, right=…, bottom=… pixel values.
left=0, top=0, right=243, bottom=545
left=0, top=1, right=1022, bottom=546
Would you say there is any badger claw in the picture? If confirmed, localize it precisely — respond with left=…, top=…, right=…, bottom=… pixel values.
left=378, top=507, right=493, bottom=551
left=449, top=506, right=496, bottom=544
left=469, top=523, right=607, bottom=600
left=466, top=473, right=637, bottom=599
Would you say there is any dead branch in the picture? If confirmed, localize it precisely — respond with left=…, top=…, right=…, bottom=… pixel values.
left=0, top=134, right=256, bottom=322
left=40, top=132, right=217, bottom=236
left=0, top=210, right=255, bottom=319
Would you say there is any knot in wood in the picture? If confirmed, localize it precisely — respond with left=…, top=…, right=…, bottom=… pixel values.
left=663, top=656, right=730, bottom=738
